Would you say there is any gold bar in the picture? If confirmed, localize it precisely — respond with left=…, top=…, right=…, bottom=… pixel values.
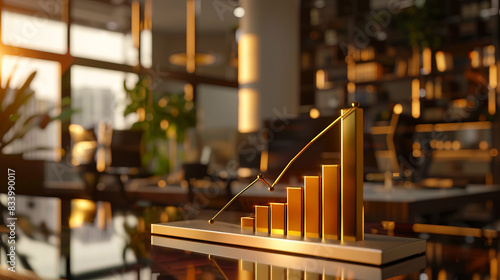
left=322, top=165, right=340, bottom=240
left=271, top=265, right=285, bottom=280
left=304, top=176, right=321, bottom=238
left=255, top=263, right=270, bottom=280
left=255, top=205, right=270, bottom=234
left=239, top=260, right=254, bottom=280
left=270, top=203, right=286, bottom=236
left=305, top=271, right=321, bottom=280
left=241, top=217, right=255, bottom=232
left=287, top=268, right=303, bottom=280
left=341, top=106, right=364, bottom=241
left=286, top=187, right=303, bottom=237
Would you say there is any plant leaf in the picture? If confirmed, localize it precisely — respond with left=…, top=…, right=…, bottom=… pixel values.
left=60, top=96, right=72, bottom=107
left=0, top=71, right=37, bottom=125
left=0, top=65, right=19, bottom=108
left=51, top=108, right=80, bottom=122
left=0, top=91, right=35, bottom=128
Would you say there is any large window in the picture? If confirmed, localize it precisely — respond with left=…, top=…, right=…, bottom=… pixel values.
left=1, top=55, right=61, bottom=161
left=71, top=66, right=138, bottom=130
left=0, top=0, right=148, bottom=162
left=70, top=24, right=138, bottom=65
left=0, top=0, right=237, bottom=164
left=1, top=10, right=67, bottom=54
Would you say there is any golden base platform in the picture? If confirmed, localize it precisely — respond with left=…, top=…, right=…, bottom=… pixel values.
left=151, top=220, right=426, bottom=266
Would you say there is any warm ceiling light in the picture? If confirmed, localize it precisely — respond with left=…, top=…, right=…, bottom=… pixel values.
left=436, top=51, right=446, bottom=72
left=309, top=108, right=320, bottom=119
left=316, top=69, right=325, bottom=89
left=233, top=7, right=245, bottom=18
left=157, top=180, right=167, bottom=188
left=422, top=47, right=431, bottom=75
left=160, top=120, right=169, bottom=130
left=168, top=52, right=216, bottom=67
left=393, top=104, right=403, bottom=115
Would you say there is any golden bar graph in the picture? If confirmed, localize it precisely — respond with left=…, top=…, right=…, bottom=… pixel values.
left=341, top=107, right=364, bottom=241
left=239, top=106, right=364, bottom=242
left=270, top=203, right=287, bottom=236
left=255, top=206, right=270, bottom=234
left=155, top=104, right=426, bottom=265
left=241, top=217, right=255, bottom=231
left=322, top=165, right=340, bottom=240
left=304, top=176, right=321, bottom=238
left=287, top=187, right=303, bottom=237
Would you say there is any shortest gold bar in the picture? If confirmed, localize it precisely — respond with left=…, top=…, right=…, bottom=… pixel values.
left=287, top=187, right=303, bottom=237
left=270, top=203, right=286, bottom=236
left=241, top=217, right=255, bottom=231
left=255, top=205, right=270, bottom=234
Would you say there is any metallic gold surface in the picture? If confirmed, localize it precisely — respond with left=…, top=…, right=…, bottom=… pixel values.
left=287, top=269, right=303, bottom=280
left=211, top=105, right=357, bottom=225
left=255, top=263, right=270, bottom=280
left=341, top=107, right=364, bottom=241
left=255, top=205, right=270, bottom=234
left=241, top=217, right=255, bottom=232
left=322, top=165, right=340, bottom=240
left=271, top=266, right=286, bottom=280
left=304, top=176, right=321, bottom=238
left=153, top=231, right=427, bottom=270
left=239, top=260, right=254, bottom=280
left=270, top=203, right=286, bottom=236
left=287, top=187, right=303, bottom=237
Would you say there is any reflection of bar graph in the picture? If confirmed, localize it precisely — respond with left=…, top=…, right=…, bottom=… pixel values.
left=152, top=235, right=427, bottom=276
left=241, top=107, right=363, bottom=241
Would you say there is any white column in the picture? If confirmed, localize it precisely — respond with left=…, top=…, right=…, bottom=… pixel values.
left=238, top=0, right=299, bottom=133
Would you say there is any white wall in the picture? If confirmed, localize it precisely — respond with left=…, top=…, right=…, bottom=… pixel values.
left=197, top=84, right=238, bottom=130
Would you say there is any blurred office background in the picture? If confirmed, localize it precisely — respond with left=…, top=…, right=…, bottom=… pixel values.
left=1, top=0, right=500, bottom=279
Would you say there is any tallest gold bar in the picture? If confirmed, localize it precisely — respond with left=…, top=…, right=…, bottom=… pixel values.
left=341, top=106, right=364, bottom=241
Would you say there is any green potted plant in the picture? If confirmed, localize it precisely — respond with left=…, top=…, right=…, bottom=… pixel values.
left=393, top=0, right=445, bottom=50
left=0, top=69, right=76, bottom=187
left=123, top=76, right=196, bottom=175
